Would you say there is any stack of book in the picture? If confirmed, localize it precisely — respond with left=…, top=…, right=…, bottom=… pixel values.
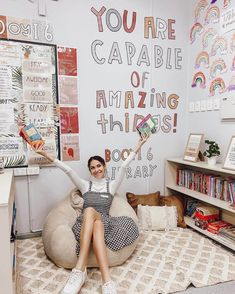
left=218, top=226, right=235, bottom=243
left=207, top=220, right=233, bottom=234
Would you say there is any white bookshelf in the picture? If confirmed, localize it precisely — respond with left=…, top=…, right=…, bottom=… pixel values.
left=165, top=158, right=235, bottom=251
left=0, top=171, right=16, bottom=294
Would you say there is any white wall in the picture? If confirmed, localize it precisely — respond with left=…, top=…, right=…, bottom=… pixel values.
left=2, top=0, right=190, bottom=233
left=186, top=0, right=235, bottom=159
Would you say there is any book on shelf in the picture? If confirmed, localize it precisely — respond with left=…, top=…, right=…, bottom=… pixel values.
left=136, top=114, right=157, bottom=136
left=176, top=168, right=235, bottom=206
left=19, top=123, right=44, bottom=149
left=207, top=220, right=233, bottom=234
left=185, top=197, right=199, bottom=217
left=219, top=226, right=235, bottom=242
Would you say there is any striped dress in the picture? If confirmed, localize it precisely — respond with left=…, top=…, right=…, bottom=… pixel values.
left=54, top=151, right=139, bottom=255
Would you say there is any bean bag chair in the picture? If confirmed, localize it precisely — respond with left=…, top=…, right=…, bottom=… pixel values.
left=42, top=189, right=139, bottom=269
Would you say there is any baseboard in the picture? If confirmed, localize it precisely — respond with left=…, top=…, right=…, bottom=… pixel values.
left=16, top=231, right=42, bottom=239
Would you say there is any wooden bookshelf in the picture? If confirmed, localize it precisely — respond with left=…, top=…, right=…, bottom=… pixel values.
left=165, top=158, right=235, bottom=251
left=0, top=171, right=16, bottom=294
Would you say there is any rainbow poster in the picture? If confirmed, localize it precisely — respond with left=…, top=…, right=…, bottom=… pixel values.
left=209, top=77, right=226, bottom=96
left=190, top=22, right=203, bottom=44
left=205, top=5, right=220, bottom=24
left=195, top=51, right=209, bottom=68
left=211, top=36, right=228, bottom=56
left=202, top=28, right=217, bottom=48
left=210, top=58, right=227, bottom=79
left=195, top=0, right=208, bottom=20
left=192, top=71, right=206, bottom=88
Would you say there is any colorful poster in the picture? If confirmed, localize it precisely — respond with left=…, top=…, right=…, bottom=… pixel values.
left=60, top=106, right=79, bottom=134
left=0, top=39, right=58, bottom=167
left=23, top=88, right=53, bottom=103
left=57, top=47, right=77, bottom=76
left=0, top=43, right=20, bottom=66
left=22, top=59, right=52, bottom=74
left=61, top=134, right=80, bottom=161
left=22, top=73, right=52, bottom=88
left=0, top=66, right=12, bottom=99
left=20, top=43, right=52, bottom=61
left=59, top=76, right=78, bottom=105
left=0, top=137, right=25, bottom=161
left=0, top=105, right=15, bottom=133
left=23, top=103, right=54, bottom=127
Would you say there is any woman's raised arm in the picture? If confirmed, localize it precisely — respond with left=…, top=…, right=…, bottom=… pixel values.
left=35, top=149, right=88, bottom=194
left=110, top=134, right=150, bottom=195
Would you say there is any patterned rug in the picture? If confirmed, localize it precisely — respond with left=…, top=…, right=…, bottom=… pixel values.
left=16, top=229, right=235, bottom=294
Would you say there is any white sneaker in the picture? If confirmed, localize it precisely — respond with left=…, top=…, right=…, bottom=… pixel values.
left=61, top=268, right=87, bottom=294
left=102, top=280, right=117, bottom=294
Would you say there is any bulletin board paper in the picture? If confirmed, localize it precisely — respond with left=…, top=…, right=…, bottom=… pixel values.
left=0, top=39, right=60, bottom=167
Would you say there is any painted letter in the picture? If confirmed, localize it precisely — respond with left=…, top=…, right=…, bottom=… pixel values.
left=91, top=40, right=105, bottom=64
left=91, top=6, right=106, bottom=32
left=123, top=10, right=137, bottom=33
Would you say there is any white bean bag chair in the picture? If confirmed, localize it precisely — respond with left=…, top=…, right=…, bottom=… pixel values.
left=42, top=189, right=139, bottom=269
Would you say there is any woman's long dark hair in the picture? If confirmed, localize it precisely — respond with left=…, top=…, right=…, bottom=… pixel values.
left=88, top=155, right=106, bottom=171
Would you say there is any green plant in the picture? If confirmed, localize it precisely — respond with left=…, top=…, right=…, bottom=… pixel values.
left=203, top=140, right=220, bottom=158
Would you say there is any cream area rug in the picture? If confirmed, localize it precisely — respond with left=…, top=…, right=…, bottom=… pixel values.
left=16, top=229, right=235, bottom=294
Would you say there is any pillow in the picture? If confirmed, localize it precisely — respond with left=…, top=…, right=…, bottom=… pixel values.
left=160, top=195, right=186, bottom=228
left=137, top=205, right=178, bottom=230
left=126, top=191, right=160, bottom=213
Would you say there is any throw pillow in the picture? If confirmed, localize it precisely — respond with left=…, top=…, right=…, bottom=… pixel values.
left=126, top=191, right=160, bottom=213
left=160, top=195, right=186, bottom=228
left=137, top=205, right=178, bottom=230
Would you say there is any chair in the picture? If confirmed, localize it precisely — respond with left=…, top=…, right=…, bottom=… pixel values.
left=42, top=189, right=139, bottom=269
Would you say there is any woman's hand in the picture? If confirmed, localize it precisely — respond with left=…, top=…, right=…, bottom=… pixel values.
left=134, top=133, right=150, bottom=153
left=32, top=143, right=54, bottom=163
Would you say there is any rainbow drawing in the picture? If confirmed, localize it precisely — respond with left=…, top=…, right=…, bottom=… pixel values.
left=202, top=28, right=217, bottom=48
left=210, top=58, right=227, bottom=78
left=191, top=71, right=206, bottom=88
left=231, top=56, right=235, bottom=71
left=195, top=0, right=208, bottom=20
left=227, top=76, right=235, bottom=92
left=205, top=6, right=220, bottom=24
left=195, top=51, right=209, bottom=69
left=190, top=22, right=203, bottom=44
left=211, top=36, right=228, bottom=56
left=231, top=34, right=235, bottom=52
left=224, top=0, right=231, bottom=9
left=209, top=77, right=226, bottom=96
